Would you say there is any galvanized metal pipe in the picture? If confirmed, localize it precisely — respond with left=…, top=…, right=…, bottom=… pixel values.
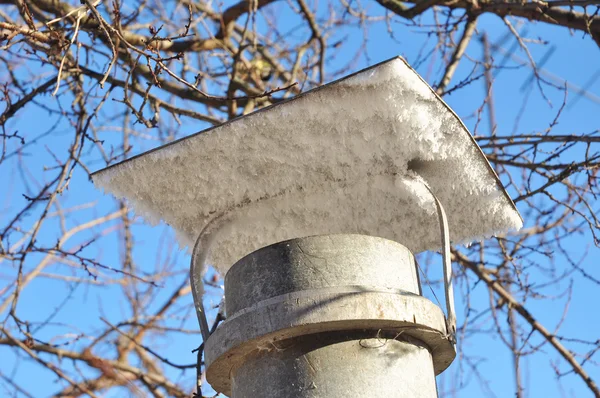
left=204, top=235, right=455, bottom=397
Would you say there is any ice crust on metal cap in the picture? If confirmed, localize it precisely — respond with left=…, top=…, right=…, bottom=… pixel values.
left=92, top=57, right=523, bottom=275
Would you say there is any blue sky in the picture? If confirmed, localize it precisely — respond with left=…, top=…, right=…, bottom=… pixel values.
left=1, top=3, right=599, bottom=397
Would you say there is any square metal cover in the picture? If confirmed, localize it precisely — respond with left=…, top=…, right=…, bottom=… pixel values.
left=92, top=57, right=522, bottom=274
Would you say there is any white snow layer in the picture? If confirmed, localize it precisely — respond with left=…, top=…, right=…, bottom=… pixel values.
left=92, top=57, right=522, bottom=276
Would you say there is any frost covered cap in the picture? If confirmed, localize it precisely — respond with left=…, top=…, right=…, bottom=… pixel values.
left=92, top=56, right=522, bottom=275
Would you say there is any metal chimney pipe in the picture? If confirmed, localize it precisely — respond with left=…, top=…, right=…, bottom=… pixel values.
left=204, top=234, right=456, bottom=397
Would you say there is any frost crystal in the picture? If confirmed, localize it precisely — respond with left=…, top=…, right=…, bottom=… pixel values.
left=92, top=57, right=523, bottom=275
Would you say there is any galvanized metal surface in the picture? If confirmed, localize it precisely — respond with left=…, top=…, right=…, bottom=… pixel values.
left=224, top=234, right=422, bottom=316
left=231, top=332, right=437, bottom=398
left=205, top=235, right=455, bottom=397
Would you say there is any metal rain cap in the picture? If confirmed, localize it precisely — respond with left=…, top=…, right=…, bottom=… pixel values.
left=92, top=56, right=523, bottom=275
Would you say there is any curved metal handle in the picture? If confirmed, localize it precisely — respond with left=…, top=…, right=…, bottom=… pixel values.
left=190, top=232, right=212, bottom=342
left=190, top=213, right=236, bottom=342
left=422, top=182, right=457, bottom=344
